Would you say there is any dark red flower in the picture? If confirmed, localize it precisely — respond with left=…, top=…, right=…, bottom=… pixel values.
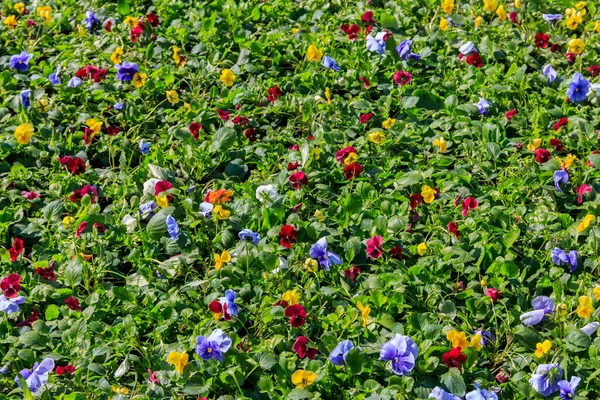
left=21, top=191, right=40, bottom=200
left=66, top=157, right=86, bottom=175
left=56, top=365, right=76, bottom=376
left=389, top=245, right=403, bottom=260
left=549, top=138, right=564, bottom=151
left=289, top=172, right=308, bottom=190
left=216, top=109, right=230, bottom=121
left=361, top=11, right=375, bottom=24
left=104, top=20, right=113, bottom=32
left=70, top=190, right=82, bottom=202
left=358, top=76, right=371, bottom=89
left=154, top=180, right=173, bottom=197
left=344, top=163, right=362, bottom=180
left=466, top=52, right=483, bottom=68
left=81, top=185, right=98, bottom=203
left=442, top=347, right=467, bottom=369
left=550, top=43, right=561, bottom=53
left=209, top=300, right=222, bottom=314
left=505, top=108, right=517, bottom=121
left=292, top=202, right=303, bottom=213
left=285, top=304, right=307, bottom=327
left=93, top=223, right=106, bottom=233
left=273, top=300, right=289, bottom=308
left=366, top=235, right=384, bottom=259
left=461, top=197, right=478, bottom=217
left=9, top=238, right=24, bottom=262
left=335, top=146, right=357, bottom=163
left=409, top=193, right=422, bottom=209
left=189, top=122, right=202, bottom=140
left=496, top=371, right=509, bottom=384
left=293, top=336, right=318, bottom=359
left=267, top=85, right=283, bottom=103
left=146, top=12, right=160, bottom=27
left=58, top=155, right=73, bottom=165
left=232, top=115, right=249, bottom=126
left=359, top=113, right=373, bottom=124
left=76, top=65, right=99, bottom=80
left=588, top=65, right=600, bottom=77
left=1, top=274, right=21, bottom=298
left=244, top=128, right=257, bottom=142
left=130, top=24, right=144, bottom=42
left=535, top=32, right=550, bottom=49
left=106, top=126, right=120, bottom=136
left=287, top=161, right=301, bottom=171
left=553, top=118, right=569, bottom=132
left=447, top=222, right=460, bottom=238
left=76, top=222, right=88, bottom=237
left=343, top=265, right=361, bottom=282
left=92, top=68, right=107, bottom=83
left=534, top=148, right=551, bottom=164
left=83, top=128, right=94, bottom=145
left=65, top=296, right=81, bottom=311
left=509, top=12, right=518, bottom=24
left=16, top=308, right=39, bottom=328
left=340, top=23, right=361, bottom=40
left=485, top=288, right=501, bottom=302
left=365, top=24, right=373, bottom=36
left=279, top=225, right=298, bottom=248
left=36, top=263, right=56, bottom=281
left=393, top=70, right=412, bottom=85
left=566, top=52, right=577, bottom=64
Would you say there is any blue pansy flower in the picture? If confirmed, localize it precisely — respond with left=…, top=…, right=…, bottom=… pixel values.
left=466, top=383, right=498, bottom=400
left=166, top=215, right=179, bottom=240
left=49, top=65, right=61, bottom=85
left=542, top=64, right=557, bottom=83
left=20, top=90, right=31, bottom=110
left=322, top=56, right=341, bottom=72
left=396, top=39, right=421, bottom=60
left=553, top=170, right=568, bottom=191
left=520, top=296, right=555, bottom=326
left=366, top=32, right=386, bottom=55
left=15, top=358, right=54, bottom=393
left=551, top=248, right=578, bottom=272
left=542, top=14, right=562, bottom=23
left=199, top=202, right=213, bottom=217
left=379, top=334, right=418, bottom=376
left=84, top=10, right=99, bottom=31
left=238, top=229, right=260, bottom=245
left=114, top=102, right=125, bottom=111
left=139, top=139, right=151, bottom=154
left=329, top=340, right=360, bottom=366
left=0, top=295, right=26, bottom=314
left=566, top=72, right=591, bottom=103
left=10, top=52, right=33, bottom=72
left=459, top=41, right=477, bottom=55
left=475, top=98, right=491, bottom=116
left=558, top=376, right=581, bottom=400
left=429, top=386, right=461, bottom=400
left=309, top=237, right=342, bottom=271
left=138, top=201, right=157, bottom=218
left=529, top=363, right=563, bottom=397
left=218, top=289, right=239, bottom=317
left=196, top=329, right=232, bottom=362
left=68, top=77, right=83, bottom=88
left=115, top=61, right=139, bottom=82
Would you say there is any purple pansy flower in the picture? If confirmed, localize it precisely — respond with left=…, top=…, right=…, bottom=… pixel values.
left=429, top=386, right=461, bottom=400
left=20, top=90, right=31, bottom=110
left=322, top=56, right=341, bottom=72
left=329, top=340, right=359, bottom=366
left=218, top=290, right=239, bottom=317
left=566, top=72, right=591, bottom=103
left=558, top=376, right=581, bottom=400
left=520, top=296, right=555, bottom=326
left=309, top=237, right=342, bottom=271
left=379, top=334, right=418, bottom=376
left=10, top=52, right=33, bottom=72
left=553, top=170, right=568, bottom=192
left=0, top=295, right=26, bottom=314
left=115, top=61, right=139, bottom=82
left=196, top=329, right=232, bottom=362
left=529, top=363, right=563, bottom=397
left=238, top=229, right=260, bottom=245
left=15, top=358, right=54, bottom=393
left=166, top=215, right=179, bottom=240
left=542, top=64, right=557, bottom=83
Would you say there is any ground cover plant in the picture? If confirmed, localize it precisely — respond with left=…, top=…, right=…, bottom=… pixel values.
left=2, top=0, right=600, bottom=398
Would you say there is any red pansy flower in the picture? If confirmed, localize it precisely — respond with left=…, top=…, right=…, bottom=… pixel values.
left=358, top=76, right=371, bottom=89
left=285, top=304, right=307, bottom=327
left=549, top=138, right=564, bottom=151
left=442, top=347, right=467, bottom=369
left=344, top=163, right=362, bottom=180
left=189, top=122, right=202, bottom=140
left=289, top=172, right=308, bottom=190
left=16, top=308, right=39, bottom=328
left=576, top=184, right=592, bottom=203
left=268, top=85, right=283, bottom=103
left=505, top=108, right=517, bottom=121
left=232, top=115, right=249, bottom=126
left=9, top=238, right=24, bottom=262
left=343, top=265, right=361, bottom=282
left=340, top=24, right=360, bottom=40
left=534, top=32, right=550, bottom=49
left=146, top=12, right=160, bottom=27
left=486, top=288, right=501, bottom=302
left=409, top=193, right=422, bottom=209
left=366, top=235, right=384, bottom=259
left=244, top=128, right=257, bottom=142
left=56, top=365, right=76, bottom=376
left=65, top=296, right=81, bottom=311
left=293, top=336, right=318, bottom=360
left=76, top=222, right=88, bottom=237
left=279, top=225, right=298, bottom=248
left=534, top=148, right=551, bottom=164
left=550, top=43, right=561, bottom=53
left=466, top=52, right=483, bottom=68
left=216, top=109, right=230, bottom=121
left=36, top=263, right=56, bottom=281
left=553, top=118, right=569, bottom=132
left=104, top=20, right=113, bottom=32
left=287, top=161, right=301, bottom=171
left=361, top=11, right=375, bottom=24
left=335, top=146, right=357, bottom=163
left=389, top=245, right=403, bottom=260
left=359, top=112, right=373, bottom=124
left=154, top=180, right=173, bottom=197
left=393, top=70, right=412, bottom=85
left=1, top=274, right=21, bottom=298
left=461, top=197, right=478, bottom=217
left=448, top=222, right=460, bottom=238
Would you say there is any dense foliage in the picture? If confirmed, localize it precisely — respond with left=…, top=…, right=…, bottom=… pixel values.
left=2, top=0, right=600, bottom=399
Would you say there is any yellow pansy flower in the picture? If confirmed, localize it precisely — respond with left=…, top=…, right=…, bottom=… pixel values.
left=496, top=5, right=506, bottom=20
left=417, top=242, right=428, bottom=256
left=440, top=18, right=449, bottom=31
left=220, top=69, right=235, bottom=86
left=173, top=46, right=181, bottom=65
left=441, top=0, right=454, bottom=14
left=483, top=0, right=498, bottom=12
left=37, top=6, right=52, bottom=23
left=344, top=152, right=358, bottom=165
left=86, top=118, right=103, bottom=135
left=421, top=185, right=436, bottom=203
left=124, top=16, right=139, bottom=28
left=4, top=15, right=18, bottom=30
left=34, top=98, right=49, bottom=113
left=133, top=72, right=147, bottom=88
left=305, top=258, right=318, bottom=272
left=566, top=15, right=582, bottom=30
left=447, top=330, right=469, bottom=349
left=594, top=21, right=600, bottom=34
left=577, top=296, right=594, bottom=318
left=14, top=124, right=33, bottom=144
left=213, top=205, right=230, bottom=220
left=214, top=250, right=231, bottom=270
left=369, top=131, right=385, bottom=144
left=470, top=334, right=482, bottom=351
left=433, top=137, right=447, bottom=152
left=593, top=287, right=600, bottom=301
left=357, top=301, right=371, bottom=328
left=569, top=38, right=585, bottom=55
left=575, top=2, right=587, bottom=10
left=313, top=148, right=321, bottom=160
left=558, top=154, right=577, bottom=169
left=282, top=289, right=300, bottom=305
left=167, top=351, right=188, bottom=374
left=535, top=340, right=552, bottom=358
left=382, top=118, right=396, bottom=130
left=292, top=28, right=299, bottom=34
left=111, top=386, right=130, bottom=395
left=480, top=278, right=487, bottom=287
left=110, top=47, right=123, bottom=64
left=291, top=370, right=317, bottom=389
left=474, top=16, right=483, bottom=27
left=166, top=90, right=179, bottom=105
left=14, top=3, right=25, bottom=13
left=577, top=214, right=595, bottom=232
left=325, top=88, right=332, bottom=104
left=314, top=210, right=325, bottom=221
left=155, top=195, right=168, bottom=208
left=306, top=45, right=323, bottom=62
left=527, top=139, right=542, bottom=151
left=515, top=0, right=522, bottom=8
left=556, top=303, right=568, bottom=317
left=62, top=216, right=75, bottom=229
left=77, top=25, right=86, bottom=36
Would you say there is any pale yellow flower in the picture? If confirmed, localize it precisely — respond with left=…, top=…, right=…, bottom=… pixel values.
left=86, top=118, right=103, bottom=135
left=470, top=334, right=482, bottom=351
left=37, top=6, right=52, bottom=24
left=14, top=3, right=25, bottom=13
left=314, top=210, right=325, bottom=222
left=593, top=287, right=600, bottom=301
left=433, top=137, right=447, bottom=152
left=213, top=205, right=230, bottom=220
left=344, top=152, right=358, bottom=166
left=496, top=5, right=506, bottom=21
left=474, top=16, right=483, bottom=27
left=515, top=0, right=522, bottom=8
left=166, top=90, right=179, bottom=105
left=305, top=258, right=318, bottom=272
left=325, top=88, right=332, bottom=104
left=155, top=195, right=168, bottom=208
left=62, top=216, right=75, bottom=229
left=483, top=0, right=498, bottom=12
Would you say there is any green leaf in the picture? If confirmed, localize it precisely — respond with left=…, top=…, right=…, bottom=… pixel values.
left=413, top=89, right=444, bottom=111
left=588, top=154, right=600, bottom=167
left=255, top=351, right=277, bottom=370
left=379, top=13, right=398, bottom=29
left=346, top=347, right=363, bottom=374
left=146, top=207, right=175, bottom=240
left=258, top=251, right=278, bottom=270
left=209, top=127, right=237, bottom=152
left=183, top=376, right=210, bottom=395
left=401, top=96, right=419, bottom=109
left=565, top=329, right=591, bottom=353
left=440, top=368, right=466, bottom=397
left=45, top=304, right=59, bottom=321
left=438, top=300, right=456, bottom=316
left=503, top=227, right=520, bottom=249
left=287, top=389, right=311, bottom=400
left=114, top=357, right=130, bottom=378
left=515, top=326, right=543, bottom=350
left=18, top=375, right=34, bottom=400
left=117, top=0, right=130, bottom=16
